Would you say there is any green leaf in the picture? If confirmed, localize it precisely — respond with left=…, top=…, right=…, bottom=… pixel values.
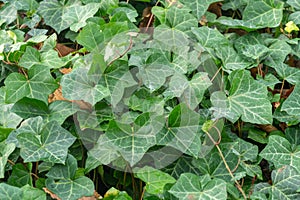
left=4, top=65, right=58, bottom=104
left=157, top=103, right=202, bottom=157
left=63, top=3, right=100, bottom=32
left=274, top=63, right=300, bottom=85
left=216, top=0, right=284, bottom=30
left=134, top=166, right=176, bottom=195
left=18, top=46, right=40, bottom=69
left=46, top=155, right=94, bottom=200
left=282, top=85, right=300, bottom=117
left=87, top=134, right=120, bottom=165
left=7, top=163, right=32, bottom=187
left=21, top=185, right=46, bottom=200
left=0, top=142, right=15, bottom=179
left=76, top=21, right=130, bottom=53
left=254, top=166, right=300, bottom=200
left=0, top=87, right=22, bottom=128
left=130, top=51, right=174, bottom=92
left=0, top=183, right=23, bottom=200
left=211, top=70, right=272, bottom=124
left=260, top=135, right=300, bottom=172
left=169, top=173, right=227, bottom=200
left=102, top=187, right=132, bottom=200
left=106, top=113, right=165, bottom=166
left=180, top=0, right=221, bottom=20
left=102, top=61, right=137, bottom=107
left=12, top=98, right=78, bottom=125
left=61, top=66, right=110, bottom=106
left=38, top=0, right=81, bottom=33
left=0, top=3, right=17, bottom=25
left=287, top=0, right=300, bottom=10
left=12, top=117, right=76, bottom=163
left=164, top=72, right=212, bottom=109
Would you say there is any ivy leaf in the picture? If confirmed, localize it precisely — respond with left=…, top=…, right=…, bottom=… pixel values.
left=287, top=0, right=300, bottom=10
left=7, top=163, right=32, bottom=187
left=215, top=45, right=251, bottom=71
left=102, top=61, right=137, bottom=107
left=63, top=3, right=100, bottom=32
left=11, top=98, right=79, bottom=125
left=46, top=154, right=94, bottom=200
left=38, top=0, right=81, bottom=33
left=254, top=166, right=300, bottom=200
left=4, top=65, right=58, bottom=104
left=76, top=21, right=129, bottom=53
left=0, top=183, right=23, bottom=199
left=106, top=113, right=165, bottom=166
left=21, top=185, right=46, bottom=200
left=169, top=173, right=227, bottom=200
left=260, top=135, right=300, bottom=172
left=180, top=0, right=221, bottom=20
left=193, top=139, right=260, bottom=181
left=61, top=66, right=110, bottom=106
left=134, top=166, right=176, bottom=195
left=87, top=134, right=120, bottom=166
left=211, top=70, right=272, bottom=124
left=13, top=117, right=76, bottom=164
left=273, top=63, right=300, bottom=85
left=152, top=6, right=197, bottom=50
left=282, top=85, right=300, bottom=117
left=157, top=103, right=202, bottom=157
left=164, top=72, right=212, bottom=110
left=130, top=51, right=174, bottom=92
left=0, top=88, right=22, bottom=128
left=216, top=0, right=284, bottom=30
left=0, top=142, right=15, bottom=179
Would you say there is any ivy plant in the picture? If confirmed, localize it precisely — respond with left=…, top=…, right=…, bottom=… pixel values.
left=1, top=0, right=300, bottom=199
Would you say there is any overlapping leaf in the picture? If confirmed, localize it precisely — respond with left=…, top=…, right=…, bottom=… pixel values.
left=4, top=65, right=58, bottom=104
left=281, top=85, right=300, bottom=117
left=260, top=135, right=300, bottom=172
left=157, top=103, right=202, bottom=157
left=164, top=72, right=212, bottom=109
left=216, top=0, right=284, bottom=30
left=254, top=166, right=300, bottom=200
left=169, top=173, right=227, bottom=200
left=180, top=0, right=221, bottom=20
left=106, top=113, right=165, bottom=166
left=134, top=166, right=176, bottom=195
left=46, top=155, right=94, bottom=200
left=61, top=66, right=110, bottom=106
left=0, top=142, right=15, bottom=179
left=211, top=70, right=272, bottom=124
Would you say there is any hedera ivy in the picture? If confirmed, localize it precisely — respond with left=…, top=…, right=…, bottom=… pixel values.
left=0, top=0, right=300, bottom=199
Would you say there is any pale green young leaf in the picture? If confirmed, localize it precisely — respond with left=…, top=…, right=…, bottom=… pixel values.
left=134, top=166, right=176, bottom=195
left=0, top=88, right=22, bottom=128
left=61, top=66, right=110, bottom=106
left=164, top=72, right=212, bottom=110
left=260, top=135, right=300, bottom=171
left=169, top=173, right=227, bottom=200
left=0, top=142, right=15, bottom=179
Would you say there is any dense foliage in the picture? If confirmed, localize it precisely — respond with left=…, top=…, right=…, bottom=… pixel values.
left=1, top=0, right=300, bottom=199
